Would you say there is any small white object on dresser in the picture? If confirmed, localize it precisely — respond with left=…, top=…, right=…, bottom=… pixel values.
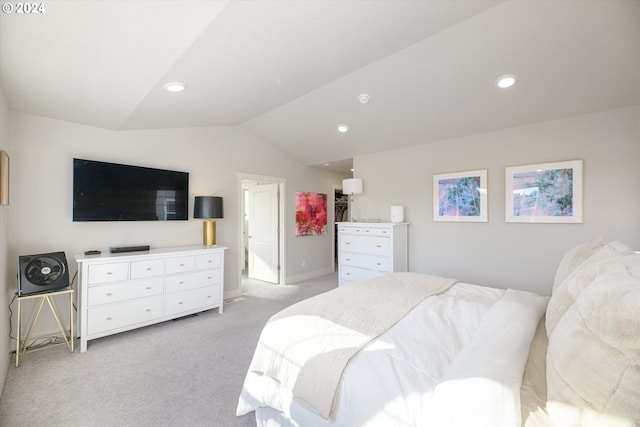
left=75, top=245, right=226, bottom=352
left=337, top=222, right=408, bottom=286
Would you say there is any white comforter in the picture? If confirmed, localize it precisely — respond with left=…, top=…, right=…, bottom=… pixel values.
left=238, top=282, right=548, bottom=427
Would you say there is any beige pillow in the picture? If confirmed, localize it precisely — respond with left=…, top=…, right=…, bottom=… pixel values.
left=546, top=240, right=632, bottom=336
left=546, top=254, right=640, bottom=427
left=552, top=240, right=604, bottom=293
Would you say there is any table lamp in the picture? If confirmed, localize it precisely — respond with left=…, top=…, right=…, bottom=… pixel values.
left=194, top=196, right=223, bottom=245
left=342, top=178, right=363, bottom=222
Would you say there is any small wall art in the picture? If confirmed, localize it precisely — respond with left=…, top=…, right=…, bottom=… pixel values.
left=295, top=192, right=328, bottom=236
left=0, top=150, right=9, bottom=205
left=433, top=169, right=487, bottom=222
left=505, top=159, right=583, bottom=223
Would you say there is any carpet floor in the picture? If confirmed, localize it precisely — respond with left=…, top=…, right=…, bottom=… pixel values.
left=0, top=273, right=338, bottom=427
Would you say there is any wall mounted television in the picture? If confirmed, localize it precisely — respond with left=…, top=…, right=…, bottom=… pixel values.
left=73, top=158, right=189, bottom=221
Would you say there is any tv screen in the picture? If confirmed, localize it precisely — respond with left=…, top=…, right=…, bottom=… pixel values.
left=73, top=158, right=189, bottom=221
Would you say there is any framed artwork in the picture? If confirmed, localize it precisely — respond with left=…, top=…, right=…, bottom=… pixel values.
left=295, top=192, right=328, bottom=236
left=505, top=159, right=583, bottom=223
left=0, top=150, right=8, bottom=205
left=433, top=169, right=487, bottom=222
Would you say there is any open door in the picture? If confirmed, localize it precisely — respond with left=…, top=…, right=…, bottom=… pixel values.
left=247, top=183, right=280, bottom=283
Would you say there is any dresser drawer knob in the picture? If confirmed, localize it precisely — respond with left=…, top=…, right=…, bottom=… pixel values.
left=106, top=317, right=112, bottom=321
left=146, top=267, right=152, bottom=271
left=146, top=287, right=152, bottom=290
left=106, top=272, right=112, bottom=275
left=377, top=263, right=382, bottom=266
left=179, top=281, right=184, bottom=284
left=346, top=258, right=350, bottom=261
left=179, top=301, right=184, bottom=305
left=146, top=309, right=152, bottom=312
left=346, top=272, right=351, bottom=275
left=180, top=263, right=185, bottom=267
left=106, top=293, right=113, bottom=297
left=376, top=245, right=382, bottom=248
left=207, top=276, right=212, bottom=280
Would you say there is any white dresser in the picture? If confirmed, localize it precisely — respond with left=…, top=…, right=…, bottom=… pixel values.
left=337, top=222, right=408, bottom=286
left=75, top=245, right=226, bottom=352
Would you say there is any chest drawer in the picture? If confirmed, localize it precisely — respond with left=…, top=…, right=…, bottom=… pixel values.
left=360, top=226, right=391, bottom=237
left=340, top=253, right=391, bottom=272
left=87, top=277, right=164, bottom=306
left=87, top=262, right=129, bottom=285
left=340, top=235, right=391, bottom=256
left=130, top=258, right=164, bottom=279
left=195, top=252, right=222, bottom=270
left=165, top=285, right=221, bottom=316
left=166, top=269, right=221, bottom=293
left=339, top=266, right=387, bottom=284
left=87, top=295, right=164, bottom=335
left=166, top=256, right=195, bottom=274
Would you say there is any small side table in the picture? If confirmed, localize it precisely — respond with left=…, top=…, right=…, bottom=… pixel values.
left=16, top=288, right=74, bottom=367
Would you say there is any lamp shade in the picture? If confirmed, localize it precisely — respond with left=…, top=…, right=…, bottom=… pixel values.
left=342, top=178, right=363, bottom=195
left=194, top=196, right=223, bottom=219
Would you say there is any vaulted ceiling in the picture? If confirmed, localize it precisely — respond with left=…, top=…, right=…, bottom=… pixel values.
left=1, top=1, right=639, bottom=173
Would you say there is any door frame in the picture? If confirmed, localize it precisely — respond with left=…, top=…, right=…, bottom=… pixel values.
left=237, top=172, right=286, bottom=285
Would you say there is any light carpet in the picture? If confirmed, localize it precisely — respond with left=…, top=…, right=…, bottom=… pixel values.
left=0, top=273, right=338, bottom=427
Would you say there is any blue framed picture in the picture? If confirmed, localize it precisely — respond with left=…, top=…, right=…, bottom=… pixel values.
left=505, top=159, right=583, bottom=223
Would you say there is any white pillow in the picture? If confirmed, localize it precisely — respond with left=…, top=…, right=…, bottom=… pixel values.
left=546, top=240, right=632, bottom=336
left=546, top=254, right=640, bottom=427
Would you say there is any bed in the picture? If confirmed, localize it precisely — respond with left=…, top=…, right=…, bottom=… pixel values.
left=237, top=240, right=640, bottom=427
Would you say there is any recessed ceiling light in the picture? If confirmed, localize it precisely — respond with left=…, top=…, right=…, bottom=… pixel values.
left=358, top=94, right=370, bottom=104
left=496, top=74, right=517, bottom=89
left=337, top=124, right=349, bottom=133
left=163, top=82, right=186, bottom=92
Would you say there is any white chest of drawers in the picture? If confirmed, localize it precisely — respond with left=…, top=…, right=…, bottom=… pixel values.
left=337, top=222, right=408, bottom=285
left=75, top=245, right=226, bottom=352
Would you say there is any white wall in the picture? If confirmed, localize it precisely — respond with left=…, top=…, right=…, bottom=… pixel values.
left=0, top=83, right=10, bottom=394
left=355, top=105, right=640, bottom=294
left=4, top=112, right=347, bottom=343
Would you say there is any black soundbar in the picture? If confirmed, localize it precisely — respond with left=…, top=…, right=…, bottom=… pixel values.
left=109, top=245, right=150, bottom=254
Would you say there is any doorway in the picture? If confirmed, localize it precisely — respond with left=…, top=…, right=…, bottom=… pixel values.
left=239, top=173, right=286, bottom=289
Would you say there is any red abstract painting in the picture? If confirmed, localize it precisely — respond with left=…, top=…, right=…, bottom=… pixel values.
left=295, top=192, right=327, bottom=236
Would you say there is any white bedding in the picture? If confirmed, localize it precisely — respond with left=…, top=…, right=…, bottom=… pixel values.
left=237, top=281, right=548, bottom=427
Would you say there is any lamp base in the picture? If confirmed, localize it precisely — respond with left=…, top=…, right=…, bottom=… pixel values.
left=203, top=220, right=216, bottom=246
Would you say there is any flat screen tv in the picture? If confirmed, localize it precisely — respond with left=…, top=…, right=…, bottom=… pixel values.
left=73, top=158, right=189, bottom=221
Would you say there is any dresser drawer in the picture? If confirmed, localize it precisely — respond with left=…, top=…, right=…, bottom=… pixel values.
left=166, top=269, right=221, bottom=293
left=130, top=258, right=164, bottom=279
left=195, top=252, right=222, bottom=270
left=87, top=262, right=129, bottom=285
left=340, top=253, right=391, bottom=272
left=165, top=285, right=221, bottom=316
left=337, top=225, right=365, bottom=235
left=360, top=226, right=391, bottom=237
left=339, top=266, right=387, bottom=284
left=340, top=235, right=391, bottom=256
left=166, top=255, right=195, bottom=274
left=87, top=295, right=164, bottom=335
left=87, top=277, right=164, bottom=306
